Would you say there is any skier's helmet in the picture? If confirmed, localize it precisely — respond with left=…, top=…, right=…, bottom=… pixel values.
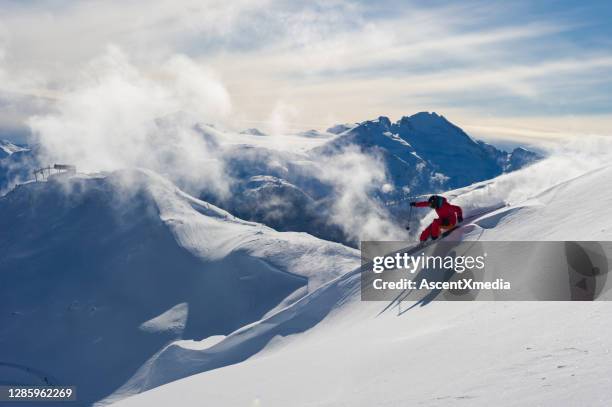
left=428, top=195, right=444, bottom=209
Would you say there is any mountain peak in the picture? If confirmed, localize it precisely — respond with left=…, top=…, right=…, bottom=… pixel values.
left=398, top=111, right=451, bottom=129
left=410, top=111, right=442, bottom=119
left=240, top=128, right=267, bottom=137
left=358, top=116, right=392, bottom=130
left=297, top=129, right=332, bottom=138
left=313, top=111, right=540, bottom=193
left=376, top=116, right=392, bottom=128
left=326, top=123, right=358, bottom=135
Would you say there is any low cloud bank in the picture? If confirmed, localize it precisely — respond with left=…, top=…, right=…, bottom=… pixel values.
left=28, top=46, right=231, bottom=197
left=25, top=46, right=404, bottom=243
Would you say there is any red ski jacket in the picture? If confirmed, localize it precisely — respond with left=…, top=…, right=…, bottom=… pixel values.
left=415, top=197, right=463, bottom=225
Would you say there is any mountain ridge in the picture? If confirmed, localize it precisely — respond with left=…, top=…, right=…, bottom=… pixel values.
left=0, top=170, right=358, bottom=405
left=313, top=111, right=541, bottom=193
left=106, top=163, right=612, bottom=407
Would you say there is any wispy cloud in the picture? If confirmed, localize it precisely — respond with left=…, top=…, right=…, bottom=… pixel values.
left=27, top=46, right=232, bottom=196
left=1, top=0, right=611, bottom=142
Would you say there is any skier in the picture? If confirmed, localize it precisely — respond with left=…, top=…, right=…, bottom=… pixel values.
left=410, top=195, right=463, bottom=242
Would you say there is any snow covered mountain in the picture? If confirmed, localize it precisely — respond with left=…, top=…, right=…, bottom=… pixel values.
left=211, top=113, right=541, bottom=245
left=314, top=112, right=540, bottom=195
left=239, top=128, right=267, bottom=137
left=0, top=170, right=357, bottom=405
left=0, top=114, right=539, bottom=247
left=1, top=135, right=609, bottom=406
left=0, top=139, right=29, bottom=158
left=0, top=143, right=37, bottom=195
left=296, top=129, right=334, bottom=138
left=326, top=123, right=358, bottom=135
left=106, top=162, right=612, bottom=407
left=207, top=144, right=348, bottom=243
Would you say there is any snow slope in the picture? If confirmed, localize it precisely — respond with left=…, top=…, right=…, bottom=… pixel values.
left=109, top=165, right=612, bottom=407
left=0, top=139, right=29, bottom=158
left=452, top=166, right=612, bottom=241
left=0, top=170, right=358, bottom=405
left=0, top=144, right=37, bottom=195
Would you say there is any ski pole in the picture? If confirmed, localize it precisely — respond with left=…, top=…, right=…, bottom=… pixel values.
left=405, top=203, right=413, bottom=230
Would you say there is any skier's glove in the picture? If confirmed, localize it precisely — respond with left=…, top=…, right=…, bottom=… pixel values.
left=457, top=215, right=463, bottom=223
left=409, top=202, right=417, bottom=207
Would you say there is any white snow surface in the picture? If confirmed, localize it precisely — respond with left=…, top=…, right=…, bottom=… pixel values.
left=139, top=303, right=189, bottom=335
left=0, top=139, right=28, bottom=157
left=145, top=170, right=358, bottom=289
left=0, top=169, right=358, bottom=405
left=107, top=165, right=612, bottom=406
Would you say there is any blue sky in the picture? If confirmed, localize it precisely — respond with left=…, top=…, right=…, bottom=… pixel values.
left=0, top=0, right=611, bottom=145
